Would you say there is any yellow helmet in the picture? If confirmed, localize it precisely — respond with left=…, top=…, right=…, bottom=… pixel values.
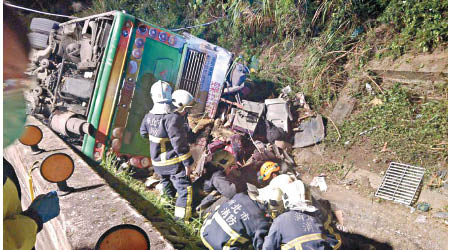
left=259, top=161, right=280, bottom=181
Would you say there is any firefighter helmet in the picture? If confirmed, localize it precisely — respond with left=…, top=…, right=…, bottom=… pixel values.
left=267, top=187, right=284, bottom=218
left=150, top=80, right=176, bottom=114
left=258, top=161, right=280, bottom=181
left=282, top=180, right=317, bottom=212
left=150, top=80, right=172, bottom=103
left=247, top=183, right=284, bottom=218
left=172, top=89, right=194, bottom=111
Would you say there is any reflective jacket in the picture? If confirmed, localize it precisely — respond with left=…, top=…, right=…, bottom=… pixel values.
left=140, top=112, right=193, bottom=175
left=201, top=193, right=270, bottom=250
left=262, top=210, right=341, bottom=250
left=4, top=158, right=40, bottom=250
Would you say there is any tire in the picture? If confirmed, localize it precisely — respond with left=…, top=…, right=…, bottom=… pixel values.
left=28, top=32, right=48, bottom=50
left=30, top=18, right=60, bottom=35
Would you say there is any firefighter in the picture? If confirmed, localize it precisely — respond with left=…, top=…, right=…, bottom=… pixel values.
left=171, top=89, right=196, bottom=142
left=192, top=150, right=238, bottom=214
left=200, top=185, right=282, bottom=250
left=140, top=81, right=194, bottom=222
left=4, top=5, right=60, bottom=249
left=262, top=180, right=342, bottom=250
left=257, top=161, right=281, bottom=186
left=172, top=89, right=194, bottom=114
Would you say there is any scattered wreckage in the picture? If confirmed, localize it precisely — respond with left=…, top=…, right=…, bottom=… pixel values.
left=25, top=10, right=329, bottom=215
left=26, top=10, right=325, bottom=166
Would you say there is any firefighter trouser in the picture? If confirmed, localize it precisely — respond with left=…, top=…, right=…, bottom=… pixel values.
left=159, top=165, right=193, bottom=221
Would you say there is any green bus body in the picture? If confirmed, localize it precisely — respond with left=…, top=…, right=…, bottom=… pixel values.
left=79, top=11, right=232, bottom=167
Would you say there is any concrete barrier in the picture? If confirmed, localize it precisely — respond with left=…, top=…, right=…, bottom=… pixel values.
left=4, top=116, right=174, bottom=250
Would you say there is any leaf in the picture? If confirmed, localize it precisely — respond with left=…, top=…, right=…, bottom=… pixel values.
left=370, top=97, right=383, bottom=106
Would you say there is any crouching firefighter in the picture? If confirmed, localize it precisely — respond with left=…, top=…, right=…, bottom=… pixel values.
left=192, top=150, right=238, bottom=215
left=200, top=185, right=283, bottom=250
left=140, top=81, right=194, bottom=222
left=262, top=180, right=342, bottom=250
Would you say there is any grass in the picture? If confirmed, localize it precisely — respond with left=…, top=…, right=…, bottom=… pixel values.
left=81, top=0, right=447, bottom=235
left=189, top=0, right=448, bottom=182
left=316, top=163, right=352, bottom=181
left=326, top=84, right=448, bottom=177
left=85, top=0, right=189, bottom=28
left=84, top=0, right=447, bottom=109
left=96, top=153, right=205, bottom=249
left=377, top=0, right=448, bottom=58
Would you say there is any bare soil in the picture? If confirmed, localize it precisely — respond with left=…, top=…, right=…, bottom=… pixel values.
left=288, top=45, right=448, bottom=249
left=294, top=140, right=448, bottom=250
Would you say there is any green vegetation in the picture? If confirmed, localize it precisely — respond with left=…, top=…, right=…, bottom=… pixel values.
left=80, top=0, right=446, bottom=179
left=187, top=0, right=387, bottom=102
left=86, top=0, right=189, bottom=28
left=84, top=0, right=447, bottom=107
left=317, top=162, right=352, bottom=181
left=81, top=0, right=447, bottom=239
left=326, top=84, right=448, bottom=174
left=4, top=0, right=444, bottom=246
left=378, top=0, right=448, bottom=57
left=96, top=153, right=204, bottom=249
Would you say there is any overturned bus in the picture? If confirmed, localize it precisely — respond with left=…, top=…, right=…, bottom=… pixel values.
left=26, top=11, right=233, bottom=167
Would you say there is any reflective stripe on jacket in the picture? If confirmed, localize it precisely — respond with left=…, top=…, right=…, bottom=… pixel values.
left=201, top=193, right=270, bottom=250
left=140, top=112, right=193, bottom=173
left=262, top=210, right=341, bottom=250
left=4, top=158, right=38, bottom=250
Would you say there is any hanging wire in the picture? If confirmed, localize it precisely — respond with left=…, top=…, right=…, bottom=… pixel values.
left=170, top=15, right=227, bottom=31
left=4, top=2, right=227, bottom=31
left=4, top=2, right=77, bottom=19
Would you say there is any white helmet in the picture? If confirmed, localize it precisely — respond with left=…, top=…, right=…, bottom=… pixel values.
left=150, top=81, right=176, bottom=114
left=282, top=180, right=317, bottom=212
left=150, top=80, right=172, bottom=103
left=247, top=183, right=284, bottom=218
left=172, top=89, right=194, bottom=111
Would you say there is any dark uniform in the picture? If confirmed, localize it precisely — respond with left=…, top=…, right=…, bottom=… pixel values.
left=192, top=163, right=237, bottom=211
left=201, top=193, right=271, bottom=250
left=140, top=112, right=194, bottom=220
left=262, top=210, right=341, bottom=250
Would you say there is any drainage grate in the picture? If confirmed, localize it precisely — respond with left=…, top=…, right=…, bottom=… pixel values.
left=375, top=162, right=425, bottom=206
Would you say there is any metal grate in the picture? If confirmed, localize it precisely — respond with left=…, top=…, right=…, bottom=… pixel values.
left=375, top=162, right=425, bottom=206
left=179, top=49, right=206, bottom=97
